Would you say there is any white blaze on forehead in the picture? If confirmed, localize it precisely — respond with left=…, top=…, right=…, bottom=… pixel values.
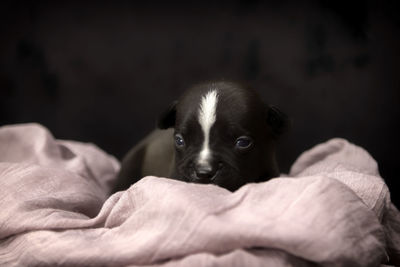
left=197, top=90, right=218, bottom=167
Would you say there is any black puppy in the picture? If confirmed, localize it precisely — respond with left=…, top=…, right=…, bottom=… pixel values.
left=113, top=81, right=288, bottom=192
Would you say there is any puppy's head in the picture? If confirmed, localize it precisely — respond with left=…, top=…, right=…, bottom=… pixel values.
left=158, top=81, right=288, bottom=191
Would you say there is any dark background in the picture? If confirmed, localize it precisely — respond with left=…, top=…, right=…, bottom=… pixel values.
left=1, top=1, right=399, bottom=205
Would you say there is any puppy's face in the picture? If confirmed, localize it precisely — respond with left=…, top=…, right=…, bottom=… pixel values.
left=158, top=82, right=288, bottom=191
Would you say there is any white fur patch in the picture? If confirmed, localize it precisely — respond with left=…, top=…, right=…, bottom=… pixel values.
left=197, top=90, right=218, bottom=167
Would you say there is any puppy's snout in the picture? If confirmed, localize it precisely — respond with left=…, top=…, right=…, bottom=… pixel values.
left=194, top=162, right=221, bottom=182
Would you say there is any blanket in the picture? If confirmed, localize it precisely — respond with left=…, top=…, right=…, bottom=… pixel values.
left=0, top=123, right=399, bottom=266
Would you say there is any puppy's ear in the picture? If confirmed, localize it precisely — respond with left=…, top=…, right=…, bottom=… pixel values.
left=266, top=105, right=290, bottom=138
left=157, top=101, right=178, bottom=129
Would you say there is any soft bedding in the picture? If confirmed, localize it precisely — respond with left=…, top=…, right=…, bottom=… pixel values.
left=0, top=123, right=399, bottom=266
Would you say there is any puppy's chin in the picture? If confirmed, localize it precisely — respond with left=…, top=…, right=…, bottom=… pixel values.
left=173, top=171, right=247, bottom=192
left=212, top=177, right=247, bottom=192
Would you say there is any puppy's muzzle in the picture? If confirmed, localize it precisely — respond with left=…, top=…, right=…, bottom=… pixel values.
left=193, top=162, right=222, bottom=183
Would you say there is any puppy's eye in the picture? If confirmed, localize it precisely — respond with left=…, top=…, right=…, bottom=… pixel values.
left=174, top=134, right=185, bottom=148
left=235, top=136, right=253, bottom=149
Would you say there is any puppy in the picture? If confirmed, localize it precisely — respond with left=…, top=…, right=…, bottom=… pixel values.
left=113, top=81, right=288, bottom=192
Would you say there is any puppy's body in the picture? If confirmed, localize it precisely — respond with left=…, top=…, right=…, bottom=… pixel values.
left=115, top=129, right=175, bottom=191
left=113, top=81, right=287, bottom=193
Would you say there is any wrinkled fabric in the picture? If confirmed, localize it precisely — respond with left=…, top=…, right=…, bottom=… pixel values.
left=0, top=123, right=398, bottom=266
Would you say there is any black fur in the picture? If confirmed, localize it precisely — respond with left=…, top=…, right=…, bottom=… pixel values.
left=156, top=81, right=288, bottom=191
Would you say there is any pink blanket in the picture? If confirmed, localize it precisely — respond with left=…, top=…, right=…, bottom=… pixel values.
left=0, top=124, right=399, bottom=266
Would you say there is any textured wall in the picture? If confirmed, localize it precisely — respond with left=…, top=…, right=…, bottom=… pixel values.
left=1, top=1, right=399, bottom=204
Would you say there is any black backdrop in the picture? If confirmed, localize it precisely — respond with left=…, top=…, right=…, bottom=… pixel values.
left=1, top=1, right=399, bottom=205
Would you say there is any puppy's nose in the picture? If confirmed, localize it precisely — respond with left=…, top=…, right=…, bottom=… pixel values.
left=194, top=163, right=218, bottom=182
